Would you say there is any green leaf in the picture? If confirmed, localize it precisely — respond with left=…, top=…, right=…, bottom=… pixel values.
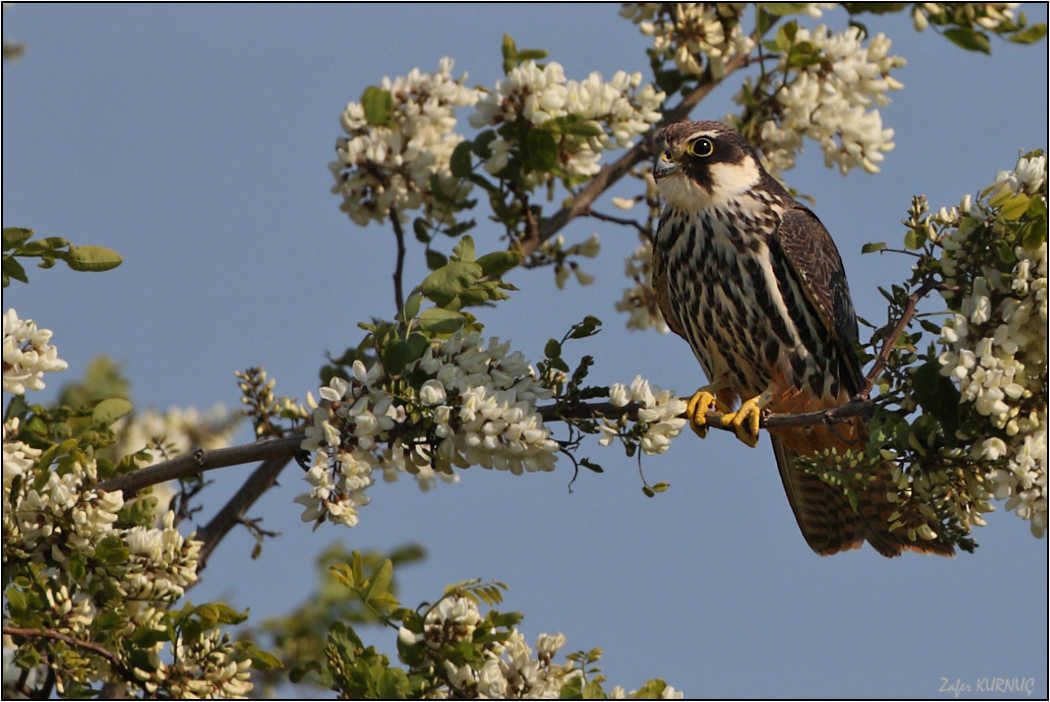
left=764, top=3, right=811, bottom=16
left=398, top=292, right=423, bottom=324
left=289, top=659, right=323, bottom=684
left=1026, top=193, right=1047, bottom=218
left=413, top=218, right=432, bottom=244
left=383, top=335, right=427, bottom=376
left=546, top=115, right=604, bottom=137
left=95, top=535, right=130, bottom=566
left=911, top=361, right=960, bottom=438
left=902, top=228, right=922, bottom=250
left=861, top=242, right=887, bottom=254
left=419, top=308, right=466, bottom=335
left=1000, top=192, right=1030, bottom=220
left=473, top=130, right=498, bottom=158
left=330, top=563, right=356, bottom=589
left=1008, top=24, right=1048, bottom=44
left=66, top=245, right=123, bottom=272
left=515, top=49, right=549, bottom=62
left=242, top=644, right=283, bottom=672
left=6, top=586, right=27, bottom=615
left=476, top=250, right=523, bottom=277
left=544, top=338, right=562, bottom=359
left=993, top=239, right=1016, bottom=263
left=450, top=140, right=474, bottom=179
left=362, top=559, right=393, bottom=605
left=3, top=255, right=29, bottom=286
left=567, top=315, right=602, bottom=339
left=131, top=627, right=171, bottom=648
left=522, top=129, right=558, bottom=173
left=425, top=249, right=448, bottom=271
left=91, top=398, right=133, bottom=428
left=420, top=260, right=482, bottom=305
left=943, top=27, right=991, bottom=54
left=774, top=20, right=799, bottom=51
left=453, top=234, right=476, bottom=262
left=442, top=220, right=476, bottom=238
left=2, top=227, right=33, bottom=251
left=501, top=34, right=518, bottom=74
left=361, top=86, right=394, bottom=125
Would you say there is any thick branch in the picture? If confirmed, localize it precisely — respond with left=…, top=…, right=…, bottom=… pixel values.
left=94, top=435, right=303, bottom=495
left=94, top=394, right=878, bottom=503
left=194, top=455, right=291, bottom=572
left=526, top=49, right=755, bottom=257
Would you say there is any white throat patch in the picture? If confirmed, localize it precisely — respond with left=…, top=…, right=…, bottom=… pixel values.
left=657, top=156, right=762, bottom=212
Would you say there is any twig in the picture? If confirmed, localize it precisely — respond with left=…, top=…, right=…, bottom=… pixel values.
left=584, top=207, right=649, bottom=237
left=390, top=207, right=407, bottom=314
left=3, top=626, right=136, bottom=684
left=858, top=280, right=939, bottom=399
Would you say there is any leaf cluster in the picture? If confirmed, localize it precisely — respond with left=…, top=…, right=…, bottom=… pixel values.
left=3, top=227, right=121, bottom=287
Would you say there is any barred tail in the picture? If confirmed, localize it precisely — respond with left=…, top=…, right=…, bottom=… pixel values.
left=770, top=427, right=955, bottom=558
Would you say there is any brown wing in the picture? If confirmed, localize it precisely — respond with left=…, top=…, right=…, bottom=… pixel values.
left=769, top=206, right=954, bottom=557
left=772, top=205, right=863, bottom=395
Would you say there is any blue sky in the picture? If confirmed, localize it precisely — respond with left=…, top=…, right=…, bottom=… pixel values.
left=3, top=4, right=1047, bottom=698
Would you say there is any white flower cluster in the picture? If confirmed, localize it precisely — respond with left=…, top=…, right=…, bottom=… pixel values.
left=621, top=3, right=756, bottom=79
left=4, top=416, right=254, bottom=696
left=911, top=2, right=1018, bottom=33
left=469, top=61, right=664, bottom=186
left=330, top=57, right=478, bottom=226
left=164, top=628, right=253, bottom=699
left=3, top=308, right=68, bottom=394
left=297, top=329, right=559, bottom=529
left=602, top=376, right=687, bottom=454
left=735, top=25, right=904, bottom=176
left=937, top=155, right=1048, bottom=537
left=3, top=422, right=200, bottom=629
left=615, top=236, right=670, bottom=333
left=399, top=595, right=583, bottom=699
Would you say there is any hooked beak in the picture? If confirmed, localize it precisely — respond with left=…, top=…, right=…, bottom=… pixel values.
left=653, top=152, right=680, bottom=180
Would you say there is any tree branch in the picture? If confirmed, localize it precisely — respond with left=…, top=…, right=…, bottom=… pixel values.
left=95, top=393, right=877, bottom=504
left=858, top=280, right=940, bottom=399
left=3, top=626, right=136, bottom=684
left=194, top=455, right=291, bottom=572
left=94, top=435, right=303, bottom=496
left=390, top=207, right=407, bottom=314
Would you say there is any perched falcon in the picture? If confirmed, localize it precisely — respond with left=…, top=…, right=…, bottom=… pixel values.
left=650, top=120, right=953, bottom=557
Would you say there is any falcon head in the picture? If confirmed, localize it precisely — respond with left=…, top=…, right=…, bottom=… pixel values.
left=652, top=121, right=772, bottom=211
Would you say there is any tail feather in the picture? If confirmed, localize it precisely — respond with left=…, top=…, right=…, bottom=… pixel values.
left=770, top=429, right=955, bottom=558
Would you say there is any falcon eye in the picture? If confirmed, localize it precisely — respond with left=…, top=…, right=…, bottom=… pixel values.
left=688, top=137, right=714, bottom=158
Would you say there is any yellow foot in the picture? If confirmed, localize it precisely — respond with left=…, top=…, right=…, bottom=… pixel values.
left=720, top=390, right=772, bottom=448
left=686, top=387, right=730, bottom=439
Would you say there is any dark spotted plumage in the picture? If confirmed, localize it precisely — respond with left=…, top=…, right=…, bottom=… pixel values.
left=651, top=121, right=953, bottom=557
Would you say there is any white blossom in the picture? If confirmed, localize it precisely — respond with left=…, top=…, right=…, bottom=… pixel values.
left=330, top=58, right=479, bottom=226
left=731, top=26, right=905, bottom=177
left=470, top=61, right=664, bottom=187
left=936, top=155, right=1048, bottom=536
left=297, top=329, right=559, bottom=528
left=3, top=309, right=68, bottom=394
